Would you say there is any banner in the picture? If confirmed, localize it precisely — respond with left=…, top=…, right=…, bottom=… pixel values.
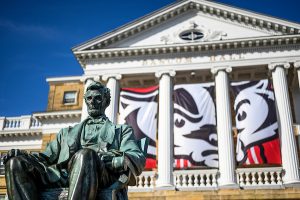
left=119, top=86, right=158, bottom=169
left=231, top=80, right=281, bottom=165
left=173, top=83, right=218, bottom=168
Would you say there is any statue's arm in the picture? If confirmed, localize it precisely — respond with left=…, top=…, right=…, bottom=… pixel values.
left=119, top=125, right=146, bottom=176
left=3, top=149, right=28, bottom=164
left=3, top=130, right=63, bottom=166
left=37, top=128, right=64, bottom=165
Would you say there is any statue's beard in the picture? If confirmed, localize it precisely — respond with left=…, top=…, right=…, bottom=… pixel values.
left=88, top=109, right=101, bottom=117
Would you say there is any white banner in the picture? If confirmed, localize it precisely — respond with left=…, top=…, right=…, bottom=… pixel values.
left=231, top=80, right=281, bottom=165
left=173, top=83, right=218, bottom=168
left=119, top=86, right=158, bottom=169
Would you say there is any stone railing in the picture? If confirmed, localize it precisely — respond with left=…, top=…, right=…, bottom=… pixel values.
left=236, top=167, right=283, bottom=189
left=173, top=169, right=218, bottom=190
left=128, top=171, right=157, bottom=192
left=3, top=117, right=21, bottom=129
left=0, top=115, right=42, bottom=131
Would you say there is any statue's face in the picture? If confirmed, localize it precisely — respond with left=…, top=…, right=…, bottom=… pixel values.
left=85, top=89, right=105, bottom=117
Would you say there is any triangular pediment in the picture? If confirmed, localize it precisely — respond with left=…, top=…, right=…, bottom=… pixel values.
left=107, top=11, right=273, bottom=48
left=73, top=0, right=300, bottom=52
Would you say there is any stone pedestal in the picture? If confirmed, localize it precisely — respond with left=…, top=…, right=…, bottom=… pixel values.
left=40, top=188, right=126, bottom=200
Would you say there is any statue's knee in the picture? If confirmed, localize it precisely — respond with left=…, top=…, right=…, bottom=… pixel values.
left=5, top=157, right=23, bottom=172
left=76, top=148, right=97, bottom=160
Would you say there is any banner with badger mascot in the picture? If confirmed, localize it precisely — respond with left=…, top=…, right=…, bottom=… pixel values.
left=119, top=86, right=158, bottom=169
left=173, top=83, right=218, bottom=169
left=231, top=80, right=281, bottom=165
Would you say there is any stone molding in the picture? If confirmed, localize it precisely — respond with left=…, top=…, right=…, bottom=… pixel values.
left=75, top=35, right=300, bottom=66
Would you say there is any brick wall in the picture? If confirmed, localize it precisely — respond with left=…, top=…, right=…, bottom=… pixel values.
left=47, top=82, right=84, bottom=111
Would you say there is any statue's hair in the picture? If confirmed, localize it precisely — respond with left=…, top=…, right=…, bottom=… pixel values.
left=84, top=81, right=111, bottom=109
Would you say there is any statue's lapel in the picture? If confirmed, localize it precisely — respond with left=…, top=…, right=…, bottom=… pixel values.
left=67, top=119, right=88, bottom=154
left=99, top=119, right=115, bottom=145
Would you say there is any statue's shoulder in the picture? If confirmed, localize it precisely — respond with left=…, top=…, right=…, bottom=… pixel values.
left=115, top=124, right=134, bottom=134
left=115, top=123, right=131, bottom=129
left=58, top=121, right=83, bottom=136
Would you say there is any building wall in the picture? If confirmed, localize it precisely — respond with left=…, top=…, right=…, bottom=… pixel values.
left=47, top=82, right=84, bottom=112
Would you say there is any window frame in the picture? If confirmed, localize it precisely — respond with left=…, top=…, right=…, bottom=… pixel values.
left=63, top=91, right=78, bottom=105
left=179, top=29, right=204, bottom=42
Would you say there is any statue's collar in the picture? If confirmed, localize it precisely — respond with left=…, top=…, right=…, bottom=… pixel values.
left=84, top=116, right=115, bottom=144
left=87, top=115, right=108, bottom=124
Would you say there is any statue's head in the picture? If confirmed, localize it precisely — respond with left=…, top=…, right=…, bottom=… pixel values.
left=84, top=81, right=111, bottom=118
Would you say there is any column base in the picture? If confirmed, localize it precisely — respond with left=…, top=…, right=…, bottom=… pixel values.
left=218, top=182, right=239, bottom=189
left=283, top=179, right=300, bottom=187
left=155, top=185, right=176, bottom=191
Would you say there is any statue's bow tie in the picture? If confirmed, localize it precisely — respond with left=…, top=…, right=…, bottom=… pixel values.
left=87, top=117, right=106, bottom=124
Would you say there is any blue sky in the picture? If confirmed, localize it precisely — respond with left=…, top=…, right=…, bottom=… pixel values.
left=0, top=0, right=299, bottom=117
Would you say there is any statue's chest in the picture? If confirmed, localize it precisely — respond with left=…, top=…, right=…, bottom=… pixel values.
left=79, top=124, right=120, bottom=152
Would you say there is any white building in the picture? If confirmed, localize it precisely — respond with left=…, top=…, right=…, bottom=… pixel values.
left=1, top=0, right=300, bottom=199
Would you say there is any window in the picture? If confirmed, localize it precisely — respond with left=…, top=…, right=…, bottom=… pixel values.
left=63, top=91, right=77, bottom=104
left=180, top=30, right=204, bottom=41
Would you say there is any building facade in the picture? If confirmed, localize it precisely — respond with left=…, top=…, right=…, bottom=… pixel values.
left=1, top=0, right=300, bottom=199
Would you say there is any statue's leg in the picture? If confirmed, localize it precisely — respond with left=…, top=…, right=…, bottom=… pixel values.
left=5, top=156, right=39, bottom=200
left=68, top=149, right=99, bottom=200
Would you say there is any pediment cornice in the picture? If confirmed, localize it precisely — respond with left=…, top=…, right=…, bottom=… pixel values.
left=73, top=0, right=300, bottom=57
left=74, top=35, right=300, bottom=67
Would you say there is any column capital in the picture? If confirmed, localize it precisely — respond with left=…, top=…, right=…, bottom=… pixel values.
left=102, top=74, right=122, bottom=81
left=80, top=76, right=100, bottom=83
left=268, top=62, right=290, bottom=71
left=211, top=66, right=232, bottom=75
left=155, top=70, right=176, bottom=78
left=294, top=61, right=300, bottom=69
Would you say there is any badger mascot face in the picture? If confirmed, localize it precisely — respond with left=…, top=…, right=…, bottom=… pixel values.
left=232, top=80, right=279, bottom=165
left=173, top=83, right=218, bottom=168
left=119, top=87, right=158, bottom=168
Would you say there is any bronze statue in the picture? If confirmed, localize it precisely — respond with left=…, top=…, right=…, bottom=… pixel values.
left=4, top=81, right=146, bottom=200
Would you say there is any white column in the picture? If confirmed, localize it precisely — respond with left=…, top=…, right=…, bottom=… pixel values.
left=102, top=74, right=122, bottom=124
left=269, top=62, right=300, bottom=185
left=80, top=77, right=95, bottom=121
left=211, top=67, right=237, bottom=188
left=155, top=70, right=176, bottom=188
left=294, top=61, right=300, bottom=89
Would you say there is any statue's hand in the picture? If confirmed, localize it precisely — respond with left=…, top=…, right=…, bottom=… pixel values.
left=101, top=151, right=126, bottom=173
left=101, top=152, right=115, bottom=171
left=3, top=149, right=28, bottom=165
